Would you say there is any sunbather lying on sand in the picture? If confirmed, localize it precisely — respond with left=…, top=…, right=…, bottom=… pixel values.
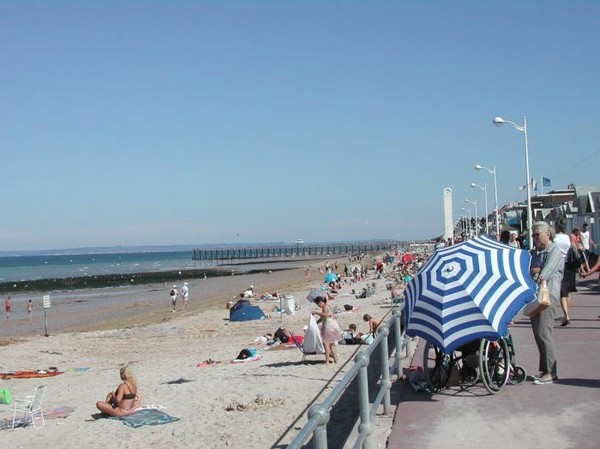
left=96, top=366, right=142, bottom=417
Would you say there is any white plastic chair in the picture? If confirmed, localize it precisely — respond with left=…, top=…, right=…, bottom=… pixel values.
left=12, top=385, right=46, bottom=429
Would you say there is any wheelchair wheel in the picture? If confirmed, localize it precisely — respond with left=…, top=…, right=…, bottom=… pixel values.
left=422, top=341, right=453, bottom=392
left=508, top=364, right=527, bottom=385
left=479, top=337, right=510, bottom=394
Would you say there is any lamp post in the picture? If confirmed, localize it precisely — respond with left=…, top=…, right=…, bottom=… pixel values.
left=470, top=182, right=489, bottom=235
left=493, top=116, right=532, bottom=249
left=465, top=199, right=478, bottom=236
left=461, top=207, right=471, bottom=238
left=475, top=164, right=500, bottom=238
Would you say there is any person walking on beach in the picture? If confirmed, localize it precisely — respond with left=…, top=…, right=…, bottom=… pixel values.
left=27, top=299, right=33, bottom=321
left=170, top=285, right=179, bottom=312
left=181, top=282, right=189, bottom=311
left=5, top=296, right=11, bottom=319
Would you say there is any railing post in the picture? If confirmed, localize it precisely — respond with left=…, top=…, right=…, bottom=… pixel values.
left=355, top=352, right=373, bottom=449
left=308, top=404, right=330, bottom=449
left=378, top=324, right=392, bottom=415
left=392, top=307, right=404, bottom=377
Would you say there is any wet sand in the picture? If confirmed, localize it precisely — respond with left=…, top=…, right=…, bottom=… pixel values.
left=1, top=263, right=312, bottom=341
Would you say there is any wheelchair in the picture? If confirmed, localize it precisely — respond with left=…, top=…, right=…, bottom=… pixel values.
left=422, top=332, right=525, bottom=395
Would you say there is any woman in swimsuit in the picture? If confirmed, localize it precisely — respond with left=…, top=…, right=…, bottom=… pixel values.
left=96, top=366, right=142, bottom=416
left=312, top=297, right=342, bottom=364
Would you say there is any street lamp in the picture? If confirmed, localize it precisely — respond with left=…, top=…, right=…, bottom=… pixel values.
left=470, top=182, right=489, bottom=235
left=461, top=207, right=471, bottom=238
left=465, top=199, right=478, bottom=236
left=493, top=116, right=532, bottom=249
left=475, top=164, right=500, bottom=238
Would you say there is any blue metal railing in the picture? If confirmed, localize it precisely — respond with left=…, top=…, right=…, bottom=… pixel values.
left=286, top=304, right=408, bottom=449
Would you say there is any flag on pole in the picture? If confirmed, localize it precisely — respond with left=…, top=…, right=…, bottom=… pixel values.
left=531, top=178, right=538, bottom=192
left=543, top=177, right=551, bottom=187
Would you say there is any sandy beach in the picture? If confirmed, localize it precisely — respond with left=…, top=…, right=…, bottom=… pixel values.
left=0, top=256, right=405, bottom=448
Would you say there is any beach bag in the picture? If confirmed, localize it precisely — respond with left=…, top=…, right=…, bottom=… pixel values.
left=0, top=389, right=12, bottom=404
left=523, top=280, right=551, bottom=318
left=361, top=333, right=374, bottom=344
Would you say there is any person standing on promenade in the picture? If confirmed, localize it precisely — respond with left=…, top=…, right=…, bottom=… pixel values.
left=169, top=285, right=179, bottom=312
left=555, top=224, right=578, bottom=326
left=570, top=227, right=589, bottom=271
left=580, top=223, right=595, bottom=265
left=27, top=299, right=33, bottom=321
left=180, top=282, right=189, bottom=311
left=508, top=231, right=521, bottom=248
left=529, top=221, right=563, bottom=385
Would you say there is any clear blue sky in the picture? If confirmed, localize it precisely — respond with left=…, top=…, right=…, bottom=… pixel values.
left=1, top=1, right=598, bottom=251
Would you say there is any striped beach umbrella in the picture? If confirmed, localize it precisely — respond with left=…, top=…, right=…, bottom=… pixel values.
left=404, top=236, right=536, bottom=354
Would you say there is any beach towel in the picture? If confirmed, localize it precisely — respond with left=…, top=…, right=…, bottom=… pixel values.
left=44, top=405, right=75, bottom=420
left=1, top=370, right=63, bottom=380
left=0, top=406, right=75, bottom=430
left=115, top=409, right=180, bottom=428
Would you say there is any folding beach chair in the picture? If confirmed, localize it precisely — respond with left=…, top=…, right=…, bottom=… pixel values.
left=12, top=385, right=46, bottom=429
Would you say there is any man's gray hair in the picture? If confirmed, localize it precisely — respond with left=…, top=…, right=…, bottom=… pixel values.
left=532, top=221, right=555, bottom=239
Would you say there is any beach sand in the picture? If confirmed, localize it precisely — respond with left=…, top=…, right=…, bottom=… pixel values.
left=0, top=257, right=406, bottom=448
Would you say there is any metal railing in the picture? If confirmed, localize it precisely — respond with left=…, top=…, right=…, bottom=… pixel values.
left=286, top=304, right=408, bottom=449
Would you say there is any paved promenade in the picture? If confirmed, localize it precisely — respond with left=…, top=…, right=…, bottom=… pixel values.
left=387, top=278, right=600, bottom=449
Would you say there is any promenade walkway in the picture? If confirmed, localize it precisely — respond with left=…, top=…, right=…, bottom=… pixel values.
left=386, top=278, right=600, bottom=449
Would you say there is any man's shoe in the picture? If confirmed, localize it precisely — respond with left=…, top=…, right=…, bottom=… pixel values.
left=533, top=374, right=556, bottom=385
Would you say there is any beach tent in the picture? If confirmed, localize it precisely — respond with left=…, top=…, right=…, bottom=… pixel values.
left=229, top=299, right=266, bottom=322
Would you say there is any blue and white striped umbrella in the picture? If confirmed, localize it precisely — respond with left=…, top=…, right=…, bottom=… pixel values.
left=404, top=236, right=536, bottom=354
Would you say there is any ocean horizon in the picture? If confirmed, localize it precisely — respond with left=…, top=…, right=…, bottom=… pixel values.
left=0, top=239, right=400, bottom=284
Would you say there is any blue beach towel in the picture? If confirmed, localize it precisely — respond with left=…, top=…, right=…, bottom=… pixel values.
left=116, top=409, right=180, bottom=428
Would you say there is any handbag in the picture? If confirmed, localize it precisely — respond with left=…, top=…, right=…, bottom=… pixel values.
left=361, top=333, right=374, bottom=344
left=565, top=247, right=583, bottom=270
left=523, top=279, right=551, bottom=318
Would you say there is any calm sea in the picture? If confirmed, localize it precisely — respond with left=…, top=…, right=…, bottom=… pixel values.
left=0, top=251, right=208, bottom=283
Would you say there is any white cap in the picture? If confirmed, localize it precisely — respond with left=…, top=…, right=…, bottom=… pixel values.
left=172, top=285, right=177, bottom=288
left=184, top=282, right=188, bottom=285
left=249, top=285, right=254, bottom=289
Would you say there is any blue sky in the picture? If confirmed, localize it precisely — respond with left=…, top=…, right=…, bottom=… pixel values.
left=1, top=1, right=599, bottom=251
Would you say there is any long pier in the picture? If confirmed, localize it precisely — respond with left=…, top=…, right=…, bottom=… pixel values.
left=192, top=242, right=396, bottom=261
